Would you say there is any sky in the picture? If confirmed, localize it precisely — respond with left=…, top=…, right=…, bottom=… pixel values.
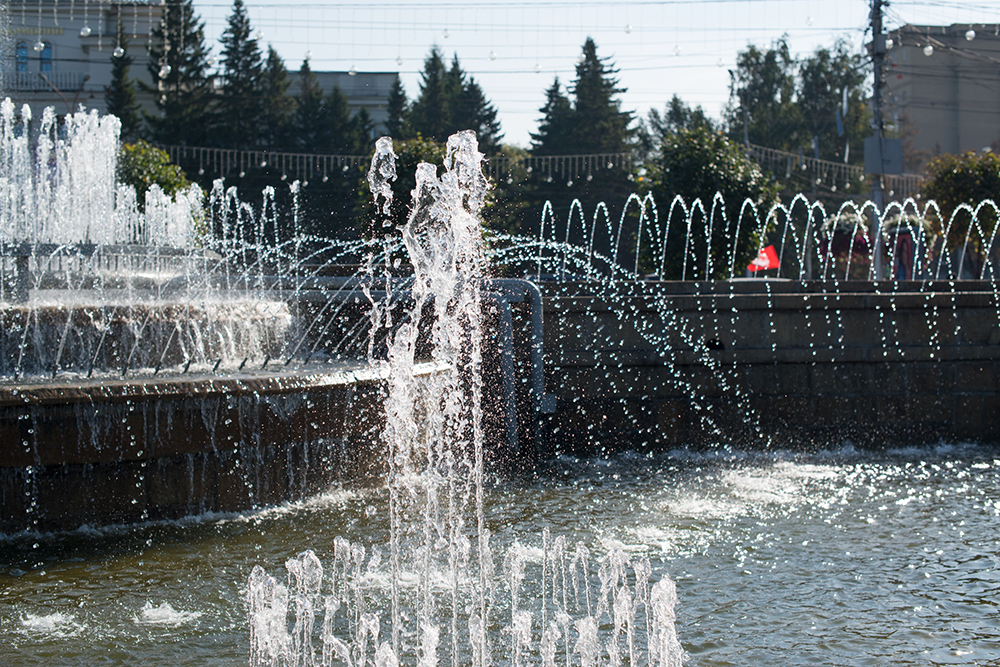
left=192, top=0, right=1000, bottom=148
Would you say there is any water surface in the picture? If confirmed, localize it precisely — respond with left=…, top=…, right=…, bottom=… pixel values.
left=2, top=443, right=998, bottom=666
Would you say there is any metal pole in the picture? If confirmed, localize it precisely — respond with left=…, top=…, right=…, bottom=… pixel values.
left=870, top=0, right=886, bottom=279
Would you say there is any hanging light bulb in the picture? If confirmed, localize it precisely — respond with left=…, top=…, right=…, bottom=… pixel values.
left=576, top=53, right=585, bottom=65
left=624, top=24, right=632, bottom=34
left=80, top=25, right=91, bottom=37
left=535, top=63, right=542, bottom=73
left=885, top=38, right=894, bottom=50
left=395, top=55, right=403, bottom=66
left=923, top=44, right=934, bottom=56
left=113, top=46, right=125, bottom=58
left=673, top=45, right=681, bottom=56
left=159, top=64, right=172, bottom=78
left=717, top=57, right=725, bottom=67
left=254, top=29, right=264, bottom=40
left=348, top=64, right=358, bottom=76
left=489, top=50, right=497, bottom=61
left=966, top=29, right=976, bottom=41
left=806, top=16, right=814, bottom=27
left=442, top=28, right=450, bottom=39
left=304, top=51, right=312, bottom=61
left=208, top=55, right=218, bottom=67
left=33, top=40, right=44, bottom=52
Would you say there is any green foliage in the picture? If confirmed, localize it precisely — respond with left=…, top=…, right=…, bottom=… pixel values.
left=645, top=126, right=780, bottom=279
left=357, top=136, right=447, bottom=238
left=726, top=39, right=802, bottom=152
left=796, top=40, right=867, bottom=163
left=141, top=0, right=215, bottom=146
left=923, top=151, right=1000, bottom=255
left=638, top=95, right=714, bottom=160
left=118, top=140, right=193, bottom=207
left=217, top=0, right=265, bottom=149
left=259, top=46, right=295, bottom=150
left=530, top=78, right=575, bottom=155
left=570, top=37, right=635, bottom=154
left=104, top=20, right=142, bottom=142
left=404, top=48, right=504, bottom=153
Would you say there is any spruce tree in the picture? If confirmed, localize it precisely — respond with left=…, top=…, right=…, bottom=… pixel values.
left=141, top=0, right=214, bottom=146
left=326, top=86, right=357, bottom=154
left=217, top=0, right=265, bottom=149
left=454, top=76, right=502, bottom=154
left=409, top=46, right=451, bottom=142
left=570, top=37, right=634, bottom=154
left=105, top=19, right=142, bottom=141
left=293, top=58, right=327, bottom=153
left=385, top=74, right=410, bottom=139
left=260, top=45, right=295, bottom=150
left=530, top=77, right=574, bottom=155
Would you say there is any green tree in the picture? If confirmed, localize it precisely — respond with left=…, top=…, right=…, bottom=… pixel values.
left=325, top=86, right=361, bottom=154
left=217, top=0, right=265, bottom=149
left=259, top=45, right=295, bottom=150
left=385, top=74, right=410, bottom=139
left=923, top=151, right=1000, bottom=276
left=638, top=94, right=713, bottom=160
left=104, top=20, right=142, bottom=141
left=530, top=77, right=574, bottom=155
left=570, top=37, right=635, bottom=154
left=726, top=38, right=801, bottom=152
left=293, top=58, right=327, bottom=153
left=797, top=40, right=867, bottom=164
left=454, top=76, right=503, bottom=154
left=409, top=46, right=451, bottom=142
left=141, top=0, right=215, bottom=146
left=645, top=126, right=780, bottom=279
left=118, top=140, right=192, bottom=207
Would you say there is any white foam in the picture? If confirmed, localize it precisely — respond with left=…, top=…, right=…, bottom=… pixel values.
left=133, top=601, right=202, bottom=627
left=21, top=612, right=84, bottom=637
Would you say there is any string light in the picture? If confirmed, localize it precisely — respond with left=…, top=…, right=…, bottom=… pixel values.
left=923, top=44, right=933, bottom=56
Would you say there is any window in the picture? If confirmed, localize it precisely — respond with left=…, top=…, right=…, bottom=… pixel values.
left=40, top=42, right=52, bottom=72
left=16, top=41, right=28, bottom=72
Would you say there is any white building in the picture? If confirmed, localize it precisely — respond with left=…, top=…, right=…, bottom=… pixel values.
left=3, top=1, right=161, bottom=118
left=884, top=23, right=1000, bottom=163
left=3, top=1, right=392, bottom=139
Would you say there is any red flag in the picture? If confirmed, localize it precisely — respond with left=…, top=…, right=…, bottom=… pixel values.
left=748, top=245, right=780, bottom=272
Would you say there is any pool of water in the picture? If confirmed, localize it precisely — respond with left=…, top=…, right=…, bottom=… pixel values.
left=2, top=442, right=998, bottom=666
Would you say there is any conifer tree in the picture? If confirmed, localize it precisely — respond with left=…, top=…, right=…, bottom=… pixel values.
left=326, top=86, right=358, bottom=154
left=141, top=0, right=214, bottom=146
left=105, top=20, right=142, bottom=141
left=385, top=74, right=410, bottom=139
left=530, top=77, right=575, bottom=155
left=454, top=76, right=502, bottom=154
left=217, top=0, right=265, bottom=149
left=570, top=37, right=635, bottom=154
left=260, top=45, right=295, bottom=150
left=293, top=58, right=327, bottom=153
left=409, top=46, right=451, bottom=141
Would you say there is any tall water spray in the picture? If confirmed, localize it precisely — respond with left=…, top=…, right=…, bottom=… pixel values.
left=247, top=133, right=683, bottom=667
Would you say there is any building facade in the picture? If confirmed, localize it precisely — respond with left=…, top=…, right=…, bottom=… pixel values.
left=884, top=24, right=1000, bottom=166
left=3, top=1, right=391, bottom=139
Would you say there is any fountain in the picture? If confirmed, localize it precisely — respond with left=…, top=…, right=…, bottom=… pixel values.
left=1, top=99, right=998, bottom=665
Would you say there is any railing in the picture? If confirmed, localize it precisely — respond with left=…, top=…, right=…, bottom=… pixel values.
left=1, top=70, right=89, bottom=93
left=156, top=142, right=925, bottom=200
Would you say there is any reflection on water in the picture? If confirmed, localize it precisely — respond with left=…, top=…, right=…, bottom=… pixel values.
left=1, top=443, right=999, bottom=666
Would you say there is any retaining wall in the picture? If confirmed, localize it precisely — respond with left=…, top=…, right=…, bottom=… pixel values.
left=0, top=365, right=445, bottom=533
left=538, top=280, right=1000, bottom=455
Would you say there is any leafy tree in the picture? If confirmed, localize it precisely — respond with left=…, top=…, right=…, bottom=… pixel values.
left=645, top=126, right=781, bottom=279
left=923, top=151, right=1000, bottom=276
left=104, top=20, right=142, bottom=141
left=385, top=74, right=410, bottom=139
left=141, top=0, right=215, bottom=146
left=118, top=140, right=192, bottom=207
left=530, top=77, right=574, bottom=155
left=357, top=136, right=447, bottom=237
left=726, top=38, right=801, bottom=152
left=216, top=0, right=265, bottom=149
left=259, top=45, right=295, bottom=150
left=638, top=94, right=713, bottom=160
left=570, top=37, right=635, bottom=154
left=797, top=40, right=867, bottom=164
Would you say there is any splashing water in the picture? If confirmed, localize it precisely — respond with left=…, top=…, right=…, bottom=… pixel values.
left=247, top=133, right=683, bottom=667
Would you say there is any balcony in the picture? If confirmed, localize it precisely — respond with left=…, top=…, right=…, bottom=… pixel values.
left=1, top=71, right=89, bottom=93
